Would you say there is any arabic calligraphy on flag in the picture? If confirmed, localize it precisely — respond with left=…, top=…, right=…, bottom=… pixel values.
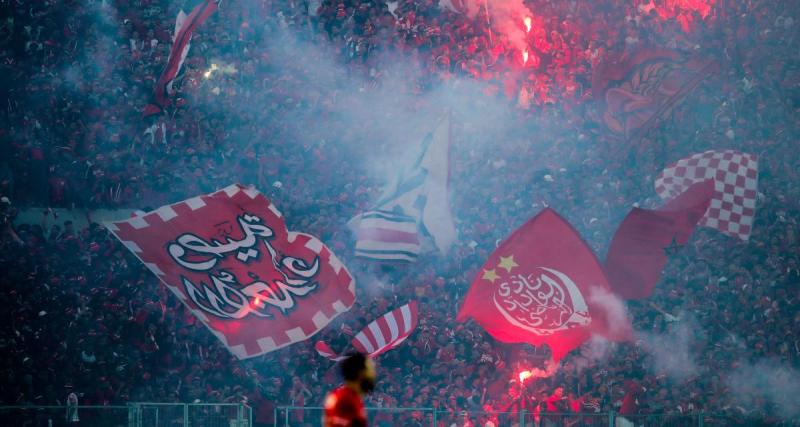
left=106, top=184, right=356, bottom=359
left=457, top=209, right=631, bottom=362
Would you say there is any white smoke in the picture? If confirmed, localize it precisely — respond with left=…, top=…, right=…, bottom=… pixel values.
left=572, top=334, right=617, bottom=373
left=587, top=286, right=631, bottom=336
left=637, top=315, right=701, bottom=381
left=726, top=360, right=800, bottom=419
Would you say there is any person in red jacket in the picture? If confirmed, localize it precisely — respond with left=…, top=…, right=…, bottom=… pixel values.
left=323, top=353, right=376, bottom=427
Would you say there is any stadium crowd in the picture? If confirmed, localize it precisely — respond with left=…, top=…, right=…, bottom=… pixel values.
left=0, top=0, right=798, bottom=426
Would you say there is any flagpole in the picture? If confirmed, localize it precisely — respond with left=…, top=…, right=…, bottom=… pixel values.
left=483, top=0, right=494, bottom=45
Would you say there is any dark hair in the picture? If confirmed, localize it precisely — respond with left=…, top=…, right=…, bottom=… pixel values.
left=340, top=352, right=368, bottom=382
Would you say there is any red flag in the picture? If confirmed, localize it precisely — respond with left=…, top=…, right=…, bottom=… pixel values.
left=655, top=150, right=758, bottom=240
left=106, top=184, right=356, bottom=359
left=593, top=48, right=717, bottom=140
left=145, top=0, right=218, bottom=116
left=604, top=180, right=714, bottom=300
left=316, top=301, right=418, bottom=360
left=315, top=341, right=346, bottom=361
left=351, top=301, right=418, bottom=357
left=457, top=209, right=630, bottom=362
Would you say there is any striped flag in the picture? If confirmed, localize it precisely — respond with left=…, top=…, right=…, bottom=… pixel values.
left=353, top=210, right=421, bottom=262
left=350, top=113, right=456, bottom=262
left=315, top=342, right=346, bottom=361
left=352, top=301, right=418, bottom=357
left=144, top=0, right=219, bottom=116
left=315, top=301, right=419, bottom=360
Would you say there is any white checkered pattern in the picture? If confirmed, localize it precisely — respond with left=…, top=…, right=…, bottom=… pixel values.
left=655, top=150, right=758, bottom=241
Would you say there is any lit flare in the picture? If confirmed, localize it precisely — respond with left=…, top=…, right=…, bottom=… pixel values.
left=203, top=63, right=219, bottom=79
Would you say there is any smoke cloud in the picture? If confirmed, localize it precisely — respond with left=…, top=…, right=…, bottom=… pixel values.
left=637, top=315, right=701, bottom=381
left=726, top=360, right=800, bottom=419
left=588, top=285, right=632, bottom=338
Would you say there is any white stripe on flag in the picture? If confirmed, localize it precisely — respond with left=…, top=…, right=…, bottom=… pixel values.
left=359, top=217, right=418, bottom=234
left=400, top=304, right=413, bottom=333
left=386, top=312, right=400, bottom=341
left=355, top=241, right=421, bottom=253
left=354, top=332, right=375, bottom=354
left=355, top=251, right=417, bottom=262
left=368, top=321, right=387, bottom=349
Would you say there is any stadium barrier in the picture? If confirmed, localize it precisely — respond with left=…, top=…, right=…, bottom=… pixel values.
left=0, top=403, right=251, bottom=427
left=275, top=406, right=800, bottom=427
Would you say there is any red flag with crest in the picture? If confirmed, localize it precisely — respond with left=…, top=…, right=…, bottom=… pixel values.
left=457, top=208, right=631, bottom=362
left=593, top=48, right=717, bottom=140
left=105, top=184, right=356, bottom=359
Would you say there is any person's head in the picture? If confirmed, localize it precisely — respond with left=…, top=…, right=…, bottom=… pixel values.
left=554, top=387, right=564, bottom=398
left=340, top=352, right=376, bottom=395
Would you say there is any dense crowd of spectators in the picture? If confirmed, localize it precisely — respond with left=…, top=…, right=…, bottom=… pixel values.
left=0, top=0, right=798, bottom=426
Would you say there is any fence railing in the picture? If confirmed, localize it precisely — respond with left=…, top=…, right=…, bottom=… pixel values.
left=0, top=405, right=130, bottom=427
left=276, top=406, right=800, bottom=427
left=0, top=403, right=251, bottom=427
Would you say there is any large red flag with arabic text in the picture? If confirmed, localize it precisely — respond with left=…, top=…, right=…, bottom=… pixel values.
left=604, top=180, right=714, bottom=300
left=105, top=184, right=356, bottom=359
left=457, top=208, right=631, bottom=362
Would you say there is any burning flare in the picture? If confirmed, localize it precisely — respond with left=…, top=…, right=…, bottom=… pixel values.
left=204, top=63, right=219, bottom=79
left=523, top=16, right=532, bottom=33
left=519, top=370, right=533, bottom=384
left=522, top=49, right=529, bottom=65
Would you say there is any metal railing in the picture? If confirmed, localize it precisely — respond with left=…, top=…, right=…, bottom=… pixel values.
left=0, top=403, right=251, bottom=427
left=275, top=405, right=436, bottom=426
left=128, top=403, right=251, bottom=427
left=275, top=406, right=800, bottom=427
left=0, top=405, right=130, bottom=427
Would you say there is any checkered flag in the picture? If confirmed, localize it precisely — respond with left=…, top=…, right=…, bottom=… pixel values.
left=655, top=150, right=758, bottom=240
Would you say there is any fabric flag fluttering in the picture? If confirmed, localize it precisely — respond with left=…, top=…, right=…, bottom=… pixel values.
left=592, top=49, right=717, bottom=140
left=105, top=184, right=356, bottom=359
left=604, top=180, right=714, bottom=300
left=457, top=209, right=631, bottom=362
left=144, top=0, right=219, bottom=116
left=353, top=210, right=421, bottom=262
left=315, top=301, right=418, bottom=360
left=351, top=114, right=456, bottom=262
left=655, top=150, right=758, bottom=240
left=315, top=341, right=347, bottom=361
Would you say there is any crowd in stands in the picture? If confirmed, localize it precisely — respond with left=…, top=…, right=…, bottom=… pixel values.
left=0, top=0, right=798, bottom=426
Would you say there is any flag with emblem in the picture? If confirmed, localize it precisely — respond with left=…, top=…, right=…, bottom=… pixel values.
left=315, top=301, right=418, bottom=360
left=457, top=209, right=631, bottom=362
left=350, top=113, right=456, bottom=262
left=105, top=184, right=356, bottom=359
left=593, top=49, right=717, bottom=140
left=604, top=180, right=714, bottom=300
left=655, top=150, right=758, bottom=240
